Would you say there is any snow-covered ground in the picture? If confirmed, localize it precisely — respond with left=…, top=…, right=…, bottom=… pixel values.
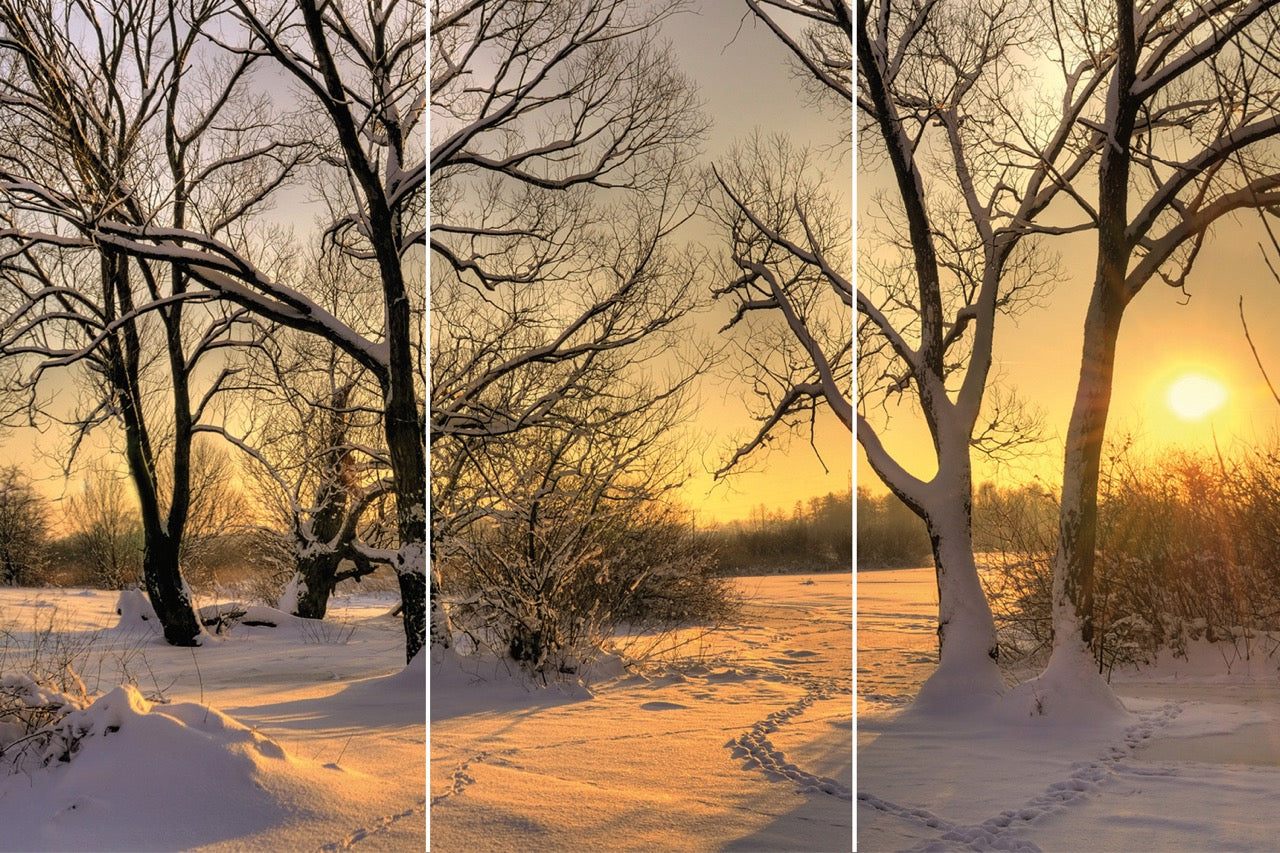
left=0, top=587, right=424, bottom=851
left=859, top=567, right=1280, bottom=851
left=430, top=572, right=853, bottom=852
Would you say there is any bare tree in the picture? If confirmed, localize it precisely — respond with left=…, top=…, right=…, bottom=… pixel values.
left=711, top=1, right=852, bottom=475
left=0, top=0, right=303, bottom=645
left=710, top=4, right=851, bottom=475
left=224, top=259, right=397, bottom=620
left=234, top=378, right=393, bottom=618
left=1038, top=0, right=1280, bottom=704
left=441, top=365, right=707, bottom=675
left=0, top=0, right=427, bottom=657
left=861, top=0, right=1280, bottom=713
left=855, top=0, right=1109, bottom=703
left=223, top=0, right=427, bottom=659
left=0, top=465, right=47, bottom=585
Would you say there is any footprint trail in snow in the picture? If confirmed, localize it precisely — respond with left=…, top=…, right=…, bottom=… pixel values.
left=722, top=615, right=855, bottom=803
left=859, top=701, right=1186, bottom=852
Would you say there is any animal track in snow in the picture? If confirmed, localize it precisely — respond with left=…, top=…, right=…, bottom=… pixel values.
left=431, top=750, right=498, bottom=807
left=321, top=798, right=427, bottom=850
left=726, top=678, right=852, bottom=801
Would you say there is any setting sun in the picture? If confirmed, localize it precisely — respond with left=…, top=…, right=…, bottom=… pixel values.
left=1167, top=373, right=1229, bottom=421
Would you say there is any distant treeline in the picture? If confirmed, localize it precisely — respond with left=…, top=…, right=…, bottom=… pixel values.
left=700, top=490, right=852, bottom=573
left=856, top=487, right=930, bottom=568
left=857, top=482, right=1058, bottom=569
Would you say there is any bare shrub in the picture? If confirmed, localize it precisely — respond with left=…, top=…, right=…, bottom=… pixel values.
left=0, top=613, right=95, bottom=769
left=64, top=470, right=143, bottom=590
left=448, top=499, right=736, bottom=680
left=974, top=483, right=1057, bottom=668
left=0, top=467, right=49, bottom=586
left=0, top=673, right=85, bottom=769
left=0, top=618, right=166, bottom=770
left=219, top=529, right=294, bottom=607
left=982, top=442, right=1280, bottom=675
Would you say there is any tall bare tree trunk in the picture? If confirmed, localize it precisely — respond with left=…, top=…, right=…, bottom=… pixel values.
left=1029, top=274, right=1130, bottom=717
left=1050, top=0, right=1138, bottom=670
left=1053, top=284, right=1126, bottom=659
left=378, top=245, right=426, bottom=662
left=105, top=252, right=201, bottom=646
left=288, top=0, right=427, bottom=662
left=142, top=531, right=201, bottom=646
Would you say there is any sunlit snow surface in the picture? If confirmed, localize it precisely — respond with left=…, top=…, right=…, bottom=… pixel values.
left=859, top=567, right=1280, bottom=852
left=430, top=573, right=854, bottom=852
left=0, top=587, right=424, bottom=851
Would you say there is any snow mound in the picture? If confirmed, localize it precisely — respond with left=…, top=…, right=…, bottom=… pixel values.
left=380, top=650, right=426, bottom=694
left=113, top=588, right=158, bottom=631
left=430, top=647, right=591, bottom=722
left=1000, top=643, right=1130, bottom=725
left=0, top=685, right=351, bottom=851
left=901, top=661, right=1005, bottom=720
left=326, top=653, right=425, bottom=726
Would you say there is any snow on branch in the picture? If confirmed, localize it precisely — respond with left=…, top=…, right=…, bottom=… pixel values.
left=745, top=0, right=851, bottom=103
left=7, top=218, right=394, bottom=381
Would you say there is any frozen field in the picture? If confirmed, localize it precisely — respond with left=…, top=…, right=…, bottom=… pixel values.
left=430, top=572, right=853, bottom=852
left=859, top=567, right=1280, bottom=851
left=0, top=587, right=424, bottom=851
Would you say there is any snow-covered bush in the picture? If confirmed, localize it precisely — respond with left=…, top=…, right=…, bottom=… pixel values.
left=444, top=499, right=736, bottom=679
left=0, top=618, right=103, bottom=771
left=432, top=337, right=733, bottom=677
left=0, top=673, right=86, bottom=769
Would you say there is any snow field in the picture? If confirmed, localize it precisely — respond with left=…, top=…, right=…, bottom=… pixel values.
left=0, top=587, right=425, bottom=851
left=430, top=573, right=853, bottom=852
left=860, top=567, right=1280, bottom=852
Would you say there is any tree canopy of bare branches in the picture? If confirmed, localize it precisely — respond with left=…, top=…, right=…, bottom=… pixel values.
left=744, top=1, right=852, bottom=105
left=429, top=0, right=711, bottom=654
left=712, top=131, right=852, bottom=476
left=709, top=2, right=851, bottom=478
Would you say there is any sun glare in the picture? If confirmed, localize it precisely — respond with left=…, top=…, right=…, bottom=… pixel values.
left=1166, top=373, right=1228, bottom=421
